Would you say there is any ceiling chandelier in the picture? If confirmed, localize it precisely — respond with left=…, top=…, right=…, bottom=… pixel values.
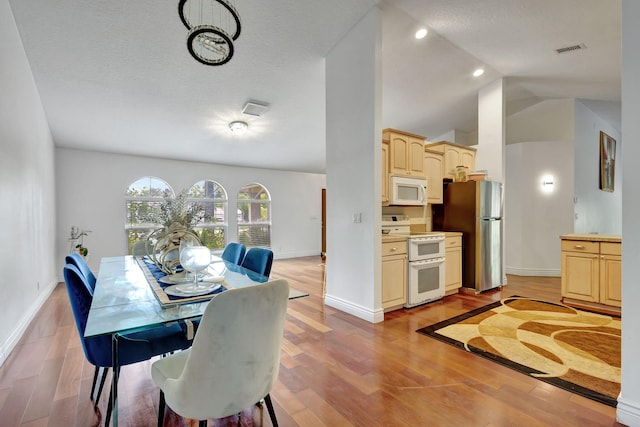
left=178, top=0, right=241, bottom=66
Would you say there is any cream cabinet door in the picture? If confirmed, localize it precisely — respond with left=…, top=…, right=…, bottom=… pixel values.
left=425, top=151, right=443, bottom=204
left=408, top=137, right=426, bottom=177
left=445, top=245, right=462, bottom=293
left=561, top=251, right=599, bottom=302
left=382, top=254, right=407, bottom=309
left=460, top=149, right=476, bottom=171
left=443, top=146, right=461, bottom=179
left=389, top=133, right=409, bottom=175
left=600, top=254, right=621, bottom=307
left=382, top=141, right=389, bottom=203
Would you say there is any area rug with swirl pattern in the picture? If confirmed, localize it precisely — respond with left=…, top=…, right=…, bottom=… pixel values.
left=417, top=296, right=620, bottom=407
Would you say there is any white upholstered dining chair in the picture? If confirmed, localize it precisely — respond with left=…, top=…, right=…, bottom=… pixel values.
left=151, top=279, right=289, bottom=427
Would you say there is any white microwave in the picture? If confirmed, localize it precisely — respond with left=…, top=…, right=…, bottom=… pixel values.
left=390, top=176, right=428, bottom=206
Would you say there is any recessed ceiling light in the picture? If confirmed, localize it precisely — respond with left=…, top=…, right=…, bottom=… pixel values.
left=415, top=28, right=428, bottom=39
left=473, top=68, right=485, bottom=77
left=229, top=121, right=248, bottom=134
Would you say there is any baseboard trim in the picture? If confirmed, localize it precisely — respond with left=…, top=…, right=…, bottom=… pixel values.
left=0, top=279, right=58, bottom=367
left=616, top=397, right=640, bottom=426
left=505, top=266, right=560, bottom=277
left=274, top=250, right=322, bottom=260
left=323, top=294, right=384, bottom=323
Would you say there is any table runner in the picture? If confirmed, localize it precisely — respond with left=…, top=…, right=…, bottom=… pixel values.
left=136, top=256, right=227, bottom=307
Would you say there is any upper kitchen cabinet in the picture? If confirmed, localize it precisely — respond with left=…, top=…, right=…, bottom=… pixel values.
left=424, top=148, right=443, bottom=204
left=383, top=128, right=426, bottom=178
left=382, top=140, right=389, bottom=204
left=425, top=141, right=476, bottom=180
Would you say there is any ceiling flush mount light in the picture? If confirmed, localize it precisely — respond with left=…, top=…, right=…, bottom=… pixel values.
left=178, top=0, right=241, bottom=66
left=415, top=28, right=428, bottom=39
left=541, top=174, right=555, bottom=193
left=229, top=121, right=248, bottom=134
left=473, top=68, right=485, bottom=77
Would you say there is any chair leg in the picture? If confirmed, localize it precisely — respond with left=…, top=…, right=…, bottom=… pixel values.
left=158, top=390, right=166, bottom=427
left=90, top=366, right=99, bottom=400
left=105, top=384, right=113, bottom=427
left=94, top=367, right=109, bottom=406
left=264, top=394, right=278, bottom=427
left=104, top=367, right=120, bottom=427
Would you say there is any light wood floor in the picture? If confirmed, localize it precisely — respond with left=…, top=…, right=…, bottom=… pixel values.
left=0, top=256, right=622, bottom=427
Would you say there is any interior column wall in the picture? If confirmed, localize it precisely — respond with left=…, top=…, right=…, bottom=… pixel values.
left=476, top=78, right=506, bottom=182
left=325, top=6, right=383, bottom=322
left=618, top=1, right=640, bottom=424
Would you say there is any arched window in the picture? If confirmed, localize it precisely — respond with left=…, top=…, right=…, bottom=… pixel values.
left=125, top=176, right=173, bottom=254
left=187, top=180, right=228, bottom=250
left=237, top=183, right=271, bottom=248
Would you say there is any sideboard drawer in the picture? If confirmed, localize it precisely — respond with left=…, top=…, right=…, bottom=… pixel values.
left=561, top=240, right=599, bottom=253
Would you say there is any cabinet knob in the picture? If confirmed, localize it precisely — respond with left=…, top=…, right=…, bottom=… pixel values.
left=390, top=247, right=397, bottom=252
left=574, top=245, right=585, bottom=249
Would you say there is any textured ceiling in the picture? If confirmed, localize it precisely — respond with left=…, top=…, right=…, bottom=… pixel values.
left=8, top=0, right=621, bottom=173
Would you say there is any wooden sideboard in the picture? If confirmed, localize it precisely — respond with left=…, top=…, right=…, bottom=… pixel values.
left=560, top=234, right=621, bottom=315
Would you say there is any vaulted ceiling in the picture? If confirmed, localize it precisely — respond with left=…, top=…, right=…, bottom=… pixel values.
left=9, top=0, right=620, bottom=173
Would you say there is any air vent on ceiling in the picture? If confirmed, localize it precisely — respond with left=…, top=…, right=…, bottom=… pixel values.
left=555, top=43, right=587, bottom=54
left=242, top=101, right=270, bottom=117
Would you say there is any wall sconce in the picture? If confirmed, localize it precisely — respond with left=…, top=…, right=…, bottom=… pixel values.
left=541, top=175, right=554, bottom=193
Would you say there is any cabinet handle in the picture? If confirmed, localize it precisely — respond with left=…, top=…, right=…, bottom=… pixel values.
left=390, top=247, right=398, bottom=252
left=574, top=245, right=585, bottom=249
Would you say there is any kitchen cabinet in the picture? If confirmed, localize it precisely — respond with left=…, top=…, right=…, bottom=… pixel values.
left=424, top=149, right=443, bottom=204
left=382, top=236, right=407, bottom=311
left=382, top=141, right=389, bottom=204
left=560, top=234, right=621, bottom=315
left=425, top=141, right=476, bottom=180
left=444, top=233, right=462, bottom=295
left=383, top=128, right=426, bottom=178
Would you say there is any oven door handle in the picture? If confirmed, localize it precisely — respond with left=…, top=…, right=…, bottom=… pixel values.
left=411, top=257, right=445, bottom=265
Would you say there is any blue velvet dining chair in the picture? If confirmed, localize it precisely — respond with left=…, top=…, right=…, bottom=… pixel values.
left=221, top=242, right=246, bottom=265
left=65, top=252, right=97, bottom=291
left=63, top=264, right=192, bottom=427
left=240, top=248, right=274, bottom=278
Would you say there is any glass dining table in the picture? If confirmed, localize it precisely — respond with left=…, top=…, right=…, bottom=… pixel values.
left=84, top=254, right=306, bottom=427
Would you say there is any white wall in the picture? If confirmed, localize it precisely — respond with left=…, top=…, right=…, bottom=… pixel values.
left=505, top=141, right=574, bottom=276
left=0, top=1, right=57, bottom=365
left=618, top=1, right=640, bottom=424
left=325, top=7, right=383, bottom=322
left=55, top=148, right=326, bottom=276
left=574, top=100, right=622, bottom=234
left=507, top=99, right=574, bottom=144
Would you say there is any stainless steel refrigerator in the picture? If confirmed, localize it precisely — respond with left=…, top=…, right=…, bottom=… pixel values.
left=433, top=180, right=504, bottom=292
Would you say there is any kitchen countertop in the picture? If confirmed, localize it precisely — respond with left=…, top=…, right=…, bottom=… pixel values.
left=560, top=233, right=621, bottom=243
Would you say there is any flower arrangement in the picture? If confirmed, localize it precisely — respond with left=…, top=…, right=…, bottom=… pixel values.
left=148, top=189, right=204, bottom=230
left=69, top=226, right=91, bottom=256
left=144, top=190, right=204, bottom=273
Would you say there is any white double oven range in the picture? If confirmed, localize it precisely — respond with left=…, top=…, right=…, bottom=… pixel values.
left=382, top=215, right=445, bottom=308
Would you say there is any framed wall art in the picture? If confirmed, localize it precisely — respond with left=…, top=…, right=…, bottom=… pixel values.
left=599, top=131, right=616, bottom=192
